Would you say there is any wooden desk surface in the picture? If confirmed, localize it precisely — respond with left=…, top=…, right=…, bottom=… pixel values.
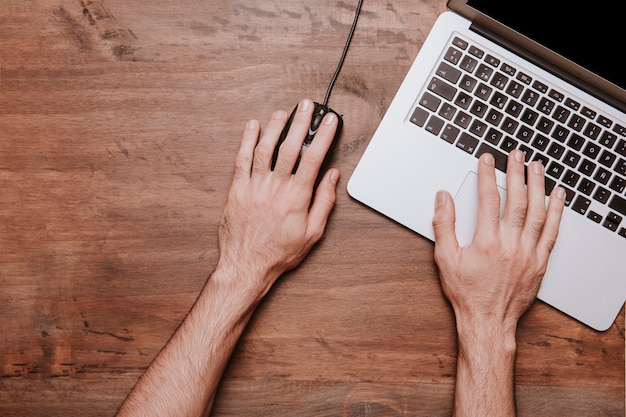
left=0, top=1, right=623, bottom=416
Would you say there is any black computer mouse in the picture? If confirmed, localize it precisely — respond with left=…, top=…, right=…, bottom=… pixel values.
left=271, top=102, right=343, bottom=180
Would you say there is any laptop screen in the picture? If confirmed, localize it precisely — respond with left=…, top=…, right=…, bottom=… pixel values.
left=456, top=0, right=626, bottom=109
left=466, top=0, right=624, bottom=93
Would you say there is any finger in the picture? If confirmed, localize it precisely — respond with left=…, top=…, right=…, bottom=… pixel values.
left=473, top=153, right=501, bottom=242
left=252, top=109, right=288, bottom=175
left=307, top=168, right=340, bottom=242
left=502, top=150, right=528, bottom=231
left=273, top=99, right=316, bottom=176
left=294, top=112, right=338, bottom=187
left=521, top=161, right=548, bottom=244
left=233, top=119, right=260, bottom=182
left=432, top=191, right=460, bottom=262
left=536, top=186, right=565, bottom=263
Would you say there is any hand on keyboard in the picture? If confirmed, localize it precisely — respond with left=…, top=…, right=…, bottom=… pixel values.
left=430, top=150, right=565, bottom=416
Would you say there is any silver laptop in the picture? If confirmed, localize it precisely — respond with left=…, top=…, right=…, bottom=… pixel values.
left=347, top=0, right=626, bottom=331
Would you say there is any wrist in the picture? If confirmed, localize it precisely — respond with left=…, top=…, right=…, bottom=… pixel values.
left=211, top=257, right=280, bottom=303
left=455, top=313, right=518, bottom=361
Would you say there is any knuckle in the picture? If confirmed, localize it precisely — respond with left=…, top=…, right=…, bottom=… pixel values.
left=253, top=143, right=273, bottom=160
left=511, top=206, right=527, bottom=227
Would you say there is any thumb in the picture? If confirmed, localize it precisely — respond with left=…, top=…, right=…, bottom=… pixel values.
left=432, top=190, right=459, bottom=254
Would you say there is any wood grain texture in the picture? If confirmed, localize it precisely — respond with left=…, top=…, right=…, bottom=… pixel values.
left=0, top=1, right=623, bottom=416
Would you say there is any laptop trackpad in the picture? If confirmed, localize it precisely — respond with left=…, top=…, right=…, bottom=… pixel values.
left=453, top=171, right=507, bottom=247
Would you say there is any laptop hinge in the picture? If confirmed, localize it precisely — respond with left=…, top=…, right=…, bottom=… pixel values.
left=469, top=23, right=626, bottom=114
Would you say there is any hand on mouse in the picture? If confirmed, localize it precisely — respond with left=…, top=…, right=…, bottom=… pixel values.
left=117, top=99, right=341, bottom=417
left=219, top=98, right=341, bottom=293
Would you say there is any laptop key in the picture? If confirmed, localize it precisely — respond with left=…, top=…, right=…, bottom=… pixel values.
left=441, top=124, right=460, bottom=144
left=568, top=114, right=585, bottom=131
left=419, top=92, right=441, bottom=111
left=581, top=106, right=597, bottom=119
left=593, top=186, right=611, bottom=204
left=572, top=195, right=591, bottom=215
left=468, top=45, right=483, bottom=57
left=490, top=72, right=508, bottom=89
left=587, top=211, right=602, bottom=223
left=549, top=89, right=565, bottom=102
left=546, top=161, right=565, bottom=179
left=485, top=128, right=503, bottom=145
left=577, top=178, right=595, bottom=196
left=456, top=132, right=479, bottom=154
left=444, top=46, right=463, bottom=64
left=516, top=126, right=533, bottom=143
left=460, top=55, right=479, bottom=72
left=506, top=81, right=523, bottom=98
left=609, top=176, right=625, bottom=193
left=459, top=74, right=478, bottom=92
left=451, top=37, right=468, bottom=50
left=567, top=133, right=585, bottom=151
left=563, top=150, right=581, bottom=168
left=537, top=97, right=555, bottom=115
left=438, top=103, right=457, bottom=120
left=553, top=105, right=570, bottom=123
left=410, top=107, right=429, bottom=127
left=454, top=111, right=472, bottom=128
left=593, top=167, right=611, bottom=185
left=616, top=139, right=626, bottom=157
left=436, top=61, right=462, bottom=83
left=475, top=143, right=508, bottom=173
left=475, top=64, right=493, bottom=81
left=428, top=77, right=457, bottom=101
left=564, top=97, right=580, bottom=111
left=583, top=122, right=601, bottom=140
left=425, top=115, right=445, bottom=135
left=501, top=62, right=516, bottom=76
left=608, top=194, right=626, bottom=217
left=562, top=170, right=580, bottom=187
left=578, top=159, right=596, bottom=177
left=500, top=137, right=518, bottom=153
left=490, top=91, right=507, bottom=109
left=603, top=212, right=622, bottom=232
left=455, top=92, right=472, bottom=109
left=598, top=150, right=616, bottom=167
left=599, top=131, right=617, bottom=148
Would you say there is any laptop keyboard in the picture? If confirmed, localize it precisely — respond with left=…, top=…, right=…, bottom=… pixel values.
left=410, top=34, right=626, bottom=239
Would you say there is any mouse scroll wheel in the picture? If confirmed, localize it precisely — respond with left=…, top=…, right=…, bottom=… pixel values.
left=311, top=111, right=326, bottom=132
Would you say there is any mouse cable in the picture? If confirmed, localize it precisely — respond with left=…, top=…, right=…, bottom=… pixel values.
left=322, top=0, right=364, bottom=107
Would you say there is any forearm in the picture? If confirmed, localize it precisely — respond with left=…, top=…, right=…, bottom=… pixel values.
left=117, top=262, right=275, bottom=417
left=452, top=317, right=518, bottom=417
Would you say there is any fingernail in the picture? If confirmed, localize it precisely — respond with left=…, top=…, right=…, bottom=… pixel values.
left=324, top=113, right=336, bottom=125
left=514, top=149, right=523, bottom=163
left=330, top=169, right=339, bottom=185
left=246, top=119, right=258, bottom=129
left=300, top=99, right=312, bottom=112
left=435, top=191, right=447, bottom=208
left=482, top=153, right=494, bottom=166
left=556, top=187, right=566, bottom=200
left=533, top=161, right=544, bottom=175
left=272, top=110, right=287, bottom=120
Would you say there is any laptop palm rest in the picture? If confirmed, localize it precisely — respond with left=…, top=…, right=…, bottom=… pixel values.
left=454, top=171, right=507, bottom=247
